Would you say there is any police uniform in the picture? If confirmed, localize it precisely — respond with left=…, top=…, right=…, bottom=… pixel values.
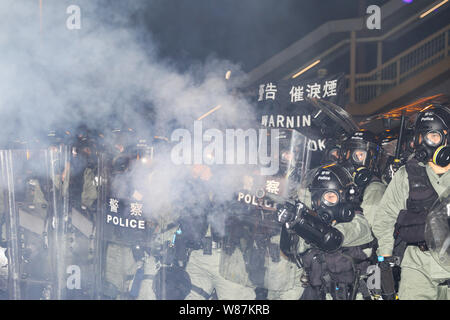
left=373, top=105, right=450, bottom=300
left=219, top=208, right=297, bottom=300
left=372, top=162, right=450, bottom=299
left=185, top=223, right=256, bottom=300
left=103, top=175, right=178, bottom=300
left=104, top=212, right=179, bottom=300
left=280, top=165, right=375, bottom=300
left=292, top=211, right=375, bottom=300
left=264, top=233, right=304, bottom=300
left=360, top=178, right=386, bottom=228
left=338, top=130, right=386, bottom=229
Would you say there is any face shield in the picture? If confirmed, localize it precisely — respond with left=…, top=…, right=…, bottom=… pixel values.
left=340, top=139, right=378, bottom=189
left=341, top=141, right=372, bottom=168
left=350, top=149, right=368, bottom=165
left=415, top=129, right=450, bottom=167
left=328, top=147, right=341, bottom=163
left=309, top=165, right=356, bottom=224
left=112, top=153, right=132, bottom=174
left=321, top=190, right=339, bottom=207
left=413, top=107, right=450, bottom=166
left=424, top=130, right=444, bottom=147
left=310, top=188, right=355, bottom=225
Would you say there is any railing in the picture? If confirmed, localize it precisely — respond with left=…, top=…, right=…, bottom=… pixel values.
left=346, top=24, right=450, bottom=105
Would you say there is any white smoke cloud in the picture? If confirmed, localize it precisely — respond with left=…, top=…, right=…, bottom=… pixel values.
left=0, top=0, right=262, bottom=236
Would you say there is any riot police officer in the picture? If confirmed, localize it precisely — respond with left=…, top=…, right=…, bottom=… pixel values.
left=101, top=132, right=183, bottom=300
left=102, top=129, right=151, bottom=299
left=338, top=130, right=386, bottom=228
left=278, top=164, right=375, bottom=300
left=178, top=164, right=256, bottom=300
left=372, top=105, right=450, bottom=300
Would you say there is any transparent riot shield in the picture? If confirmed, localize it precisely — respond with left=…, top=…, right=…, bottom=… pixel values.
left=0, top=146, right=105, bottom=300
left=0, top=148, right=62, bottom=299
left=63, top=145, right=105, bottom=299
left=425, top=188, right=450, bottom=273
left=220, top=128, right=311, bottom=294
left=307, top=97, right=359, bottom=138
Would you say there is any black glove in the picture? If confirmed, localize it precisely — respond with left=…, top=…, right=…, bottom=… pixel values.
left=277, top=202, right=296, bottom=224
left=277, top=200, right=306, bottom=226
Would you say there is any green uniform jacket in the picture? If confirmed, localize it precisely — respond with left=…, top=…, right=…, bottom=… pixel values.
left=295, top=213, right=375, bottom=255
left=361, top=180, right=387, bottom=229
left=372, top=163, right=450, bottom=280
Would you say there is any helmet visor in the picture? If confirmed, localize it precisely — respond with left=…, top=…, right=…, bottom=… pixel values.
left=351, top=149, right=367, bottom=165
left=328, top=148, right=340, bottom=162
left=321, top=190, right=339, bottom=207
left=424, top=130, right=443, bottom=147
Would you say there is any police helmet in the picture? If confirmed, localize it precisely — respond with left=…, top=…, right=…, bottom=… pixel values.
left=339, top=129, right=380, bottom=188
left=309, top=164, right=358, bottom=224
left=413, top=105, right=450, bottom=167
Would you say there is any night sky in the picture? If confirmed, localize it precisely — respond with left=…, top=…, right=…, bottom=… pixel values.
left=135, top=0, right=390, bottom=72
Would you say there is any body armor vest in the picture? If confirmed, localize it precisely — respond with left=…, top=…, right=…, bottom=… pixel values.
left=299, top=237, right=376, bottom=300
left=393, top=159, right=439, bottom=254
left=280, top=209, right=377, bottom=300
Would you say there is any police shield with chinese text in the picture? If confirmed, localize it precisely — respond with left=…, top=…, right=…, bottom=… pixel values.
left=100, top=132, right=183, bottom=300
left=101, top=131, right=149, bottom=299
left=220, top=128, right=311, bottom=299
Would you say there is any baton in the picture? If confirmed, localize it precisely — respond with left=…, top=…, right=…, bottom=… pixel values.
left=394, top=111, right=406, bottom=161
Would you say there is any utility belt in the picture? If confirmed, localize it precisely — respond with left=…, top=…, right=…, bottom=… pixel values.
left=222, top=234, right=281, bottom=263
left=408, top=241, right=429, bottom=252
left=300, top=240, right=376, bottom=300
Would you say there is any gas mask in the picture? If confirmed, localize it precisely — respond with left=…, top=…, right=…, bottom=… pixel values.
left=321, top=139, right=341, bottom=165
left=339, top=130, right=379, bottom=189
left=311, top=190, right=355, bottom=224
left=341, top=150, right=373, bottom=188
left=413, top=107, right=450, bottom=167
left=309, top=165, right=357, bottom=225
left=414, top=128, right=449, bottom=167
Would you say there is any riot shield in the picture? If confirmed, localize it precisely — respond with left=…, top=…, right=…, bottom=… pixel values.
left=99, top=151, right=174, bottom=300
left=64, top=144, right=105, bottom=300
left=220, top=128, right=311, bottom=293
left=425, top=188, right=450, bottom=273
left=0, top=145, right=105, bottom=300
left=307, top=97, right=359, bottom=138
left=0, top=148, right=64, bottom=299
